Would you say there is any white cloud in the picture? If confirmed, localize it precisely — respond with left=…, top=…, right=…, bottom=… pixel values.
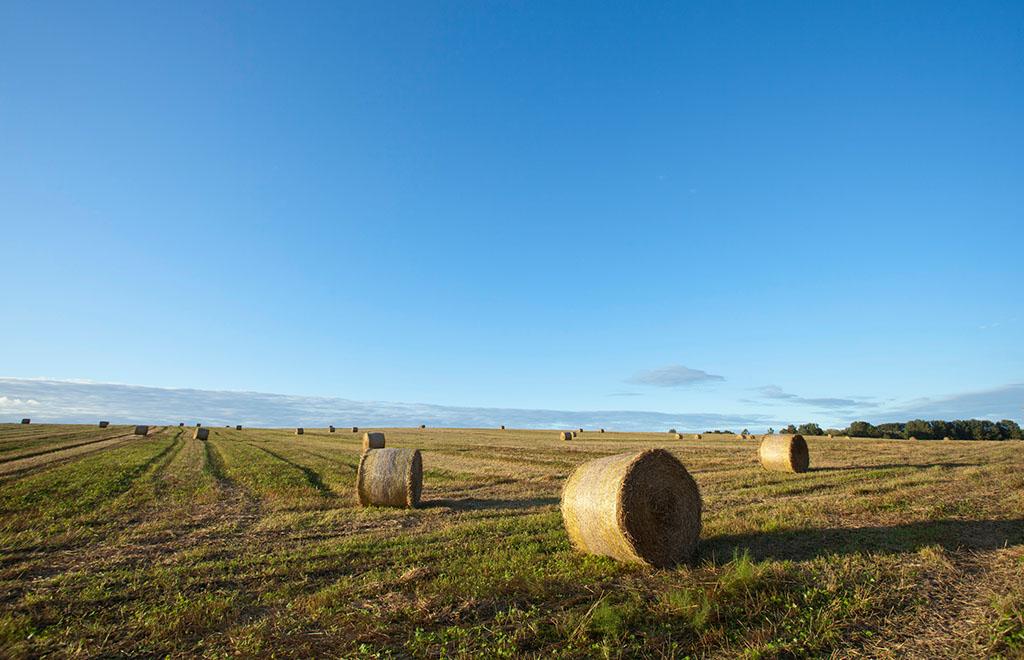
left=627, top=365, right=725, bottom=387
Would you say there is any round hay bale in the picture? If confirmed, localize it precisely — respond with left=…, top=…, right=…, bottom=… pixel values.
left=578, top=428, right=584, bottom=433
left=356, top=448, right=422, bottom=508
left=695, top=433, right=702, bottom=440
left=560, top=448, right=702, bottom=567
left=758, top=434, right=810, bottom=473
left=98, top=421, right=109, bottom=428
left=329, top=426, right=335, bottom=433
left=295, top=427, right=304, bottom=435
left=21, top=418, right=30, bottom=424
left=351, top=426, right=359, bottom=433
left=674, top=433, right=684, bottom=440
left=419, top=424, right=426, bottom=429
left=500, top=425, right=505, bottom=430
left=827, top=434, right=834, bottom=439
left=559, top=431, right=572, bottom=441
left=193, top=427, right=209, bottom=440
left=363, top=432, right=385, bottom=451
left=943, top=436, right=952, bottom=441
left=179, top=422, right=184, bottom=427
left=600, top=429, right=605, bottom=433
left=235, top=425, right=242, bottom=431
left=572, top=431, right=578, bottom=438
left=909, top=436, right=917, bottom=441
left=133, top=425, right=149, bottom=436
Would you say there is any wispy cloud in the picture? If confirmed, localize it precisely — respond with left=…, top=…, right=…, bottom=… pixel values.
left=627, top=365, right=724, bottom=388
left=751, top=385, right=876, bottom=411
left=608, top=392, right=644, bottom=397
left=0, top=377, right=778, bottom=432
left=887, top=383, right=1024, bottom=421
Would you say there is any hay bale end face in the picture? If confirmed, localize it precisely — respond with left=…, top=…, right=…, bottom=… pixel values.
left=21, top=418, right=30, bottom=424
left=134, top=425, right=149, bottom=436
left=194, top=427, right=209, bottom=440
left=758, top=434, right=810, bottom=473
left=560, top=431, right=572, bottom=441
left=363, top=432, right=385, bottom=451
left=561, top=448, right=702, bottom=567
left=98, top=421, right=109, bottom=428
left=295, top=428, right=304, bottom=435
left=357, top=448, right=422, bottom=508
left=944, top=436, right=952, bottom=441
left=695, top=433, right=702, bottom=440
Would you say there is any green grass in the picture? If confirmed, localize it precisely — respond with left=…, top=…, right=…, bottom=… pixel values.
left=0, top=425, right=1021, bottom=657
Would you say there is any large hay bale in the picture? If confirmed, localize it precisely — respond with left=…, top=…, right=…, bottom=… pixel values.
left=329, top=426, right=335, bottom=433
left=578, top=428, right=584, bottom=433
left=21, top=418, right=30, bottom=424
left=695, top=433, right=702, bottom=440
left=295, top=427, right=304, bottom=435
left=98, top=421, right=109, bottom=428
left=560, top=431, right=572, bottom=441
left=500, top=425, right=505, bottom=430
left=600, top=429, right=605, bottom=433
left=561, top=448, right=702, bottom=567
left=235, top=425, right=242, bottom=431
left=179, top=422, right=184, bottom=427
left=943, top=436, right=952, bottom=441
left=194, top=427, right=209, bottom=440
left=356, top=448, right=422, bottom=508
left=134, top=425, right=149, bottom=436
left=363, top=432, right=385, bottom=451
left=674, top=433, right=684, bottom=440
left=758, top=434, right=810, bottom=473
left=351, top=426, right=359, bottom=433
left=420, top=424, right=426, bottom=429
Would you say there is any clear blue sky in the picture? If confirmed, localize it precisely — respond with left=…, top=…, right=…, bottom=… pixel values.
left=2, top=1, right=1021, bottom=427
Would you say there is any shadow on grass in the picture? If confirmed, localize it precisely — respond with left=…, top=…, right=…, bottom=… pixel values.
left=811, top=462, right=981, bottom=472
left=702, top=518, right=1024, bottom=564
left=421, top=496, right=559, bottom=511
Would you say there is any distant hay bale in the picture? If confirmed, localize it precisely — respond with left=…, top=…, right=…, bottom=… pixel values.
left=363, top=432, right=385, bottom=451
left=351, top=426, right=359, bottom=433
left=420, top=424, right=426, bottom=429
left=943, top=436, right=952, bottom=441
left=674, top=433, right=684, bottom=440
left=133, top=425, right=149, bottom=436
left=236, top=425, right=242, bottom=431
left=194, top=427, right=209, bottom=440
left=179, top=422, right=184, bottom=427
left=500, top=425, right=505, bottom=430
left=758, top=434, right=810, bottom=473
left=695, top=434, right=702, bottom=440
left=357, top=448, right=422, bottom=508
left=560, top=431, right=572, bottom=441
left=572, top=431, right=578, bottom=438
left=196, top=423, right=202, bottom=428
left=98, top=421, right=109, bottom=428
left=827, top=434, right=834, bottom=439
left=600, top=429, right=605, bottom=433
left=909, top=436, right=918, bottom=441
left=21, top=418, right=30, bottom=424
left=578, top=428, right=584, bottom=433
left=295, top=428, right=304, bottom=435
left=561, top=448, right=702, bottom=567
left=329, top=426, right=335, bottom=433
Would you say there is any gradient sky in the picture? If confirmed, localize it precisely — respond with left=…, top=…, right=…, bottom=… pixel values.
left=1, top=1, right=1021, bottom=428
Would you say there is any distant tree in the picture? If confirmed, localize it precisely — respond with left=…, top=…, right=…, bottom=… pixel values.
left=825, top=428, right=843, bottom=437
left=767, top=427, right=775, bottom=434
left=904, top=419, right=932, bottom=440
left=741, top=428, right=750, bottom=436
left=797, top=423, right=823, bottom=436
left=781, top=424, right=798, bottom=434
left=847, top=421, right=878, bottom=438
left=998, top=420, right=1022, bottom=440
left=876, top=422, right=904, bottom=439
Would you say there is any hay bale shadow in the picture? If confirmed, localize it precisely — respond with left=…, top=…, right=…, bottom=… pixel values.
left=702, top=518, right=1024, bottom=564
left=421, top=496, right=559, bottom=512
left=811, top=462, right=982, bottom=472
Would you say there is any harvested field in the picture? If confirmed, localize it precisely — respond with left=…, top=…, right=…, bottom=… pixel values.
left=0, top=425, right=1021, bottom=658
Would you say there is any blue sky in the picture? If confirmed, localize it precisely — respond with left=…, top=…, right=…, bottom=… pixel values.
left=1, top=2, right=1021, bottom=429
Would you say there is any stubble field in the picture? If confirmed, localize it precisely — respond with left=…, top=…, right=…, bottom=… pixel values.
left=0, top=423, right=1021, bottom=658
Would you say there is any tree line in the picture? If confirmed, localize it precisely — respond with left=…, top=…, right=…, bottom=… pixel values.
left=764, top=419, right=1023, bottom=441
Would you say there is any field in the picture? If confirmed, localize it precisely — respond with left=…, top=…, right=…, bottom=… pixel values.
left=0, top=424, right=1022, bottom=658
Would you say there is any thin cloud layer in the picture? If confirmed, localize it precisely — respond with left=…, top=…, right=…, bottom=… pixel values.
left=628, top=365, right=725, bottom=387
left=888, top=383, right=1024, bottom=421
left=754, top=385, right=872, bottom=411
left=0, top=378, right=778, bottom=432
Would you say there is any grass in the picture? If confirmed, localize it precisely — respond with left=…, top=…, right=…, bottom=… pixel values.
left=0, top=424, right=1021, bottom=657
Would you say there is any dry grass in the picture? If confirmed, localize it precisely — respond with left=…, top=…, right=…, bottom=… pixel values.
left=0, top=425, right=1021, bottom=658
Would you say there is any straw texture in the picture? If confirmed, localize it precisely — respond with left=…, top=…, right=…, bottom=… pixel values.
left=560, top=431, right=572, bottom=441
left=194, top=427, right=209, bottom=440
left=356, top=448, right=422, bottom=508
left=363, top=432, right=385, bottom=451
left=561, top=448, right=702, bottom=567
left=758, top=434, right=810, bottom=473
left=133, top=425, right=149, bottom=436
